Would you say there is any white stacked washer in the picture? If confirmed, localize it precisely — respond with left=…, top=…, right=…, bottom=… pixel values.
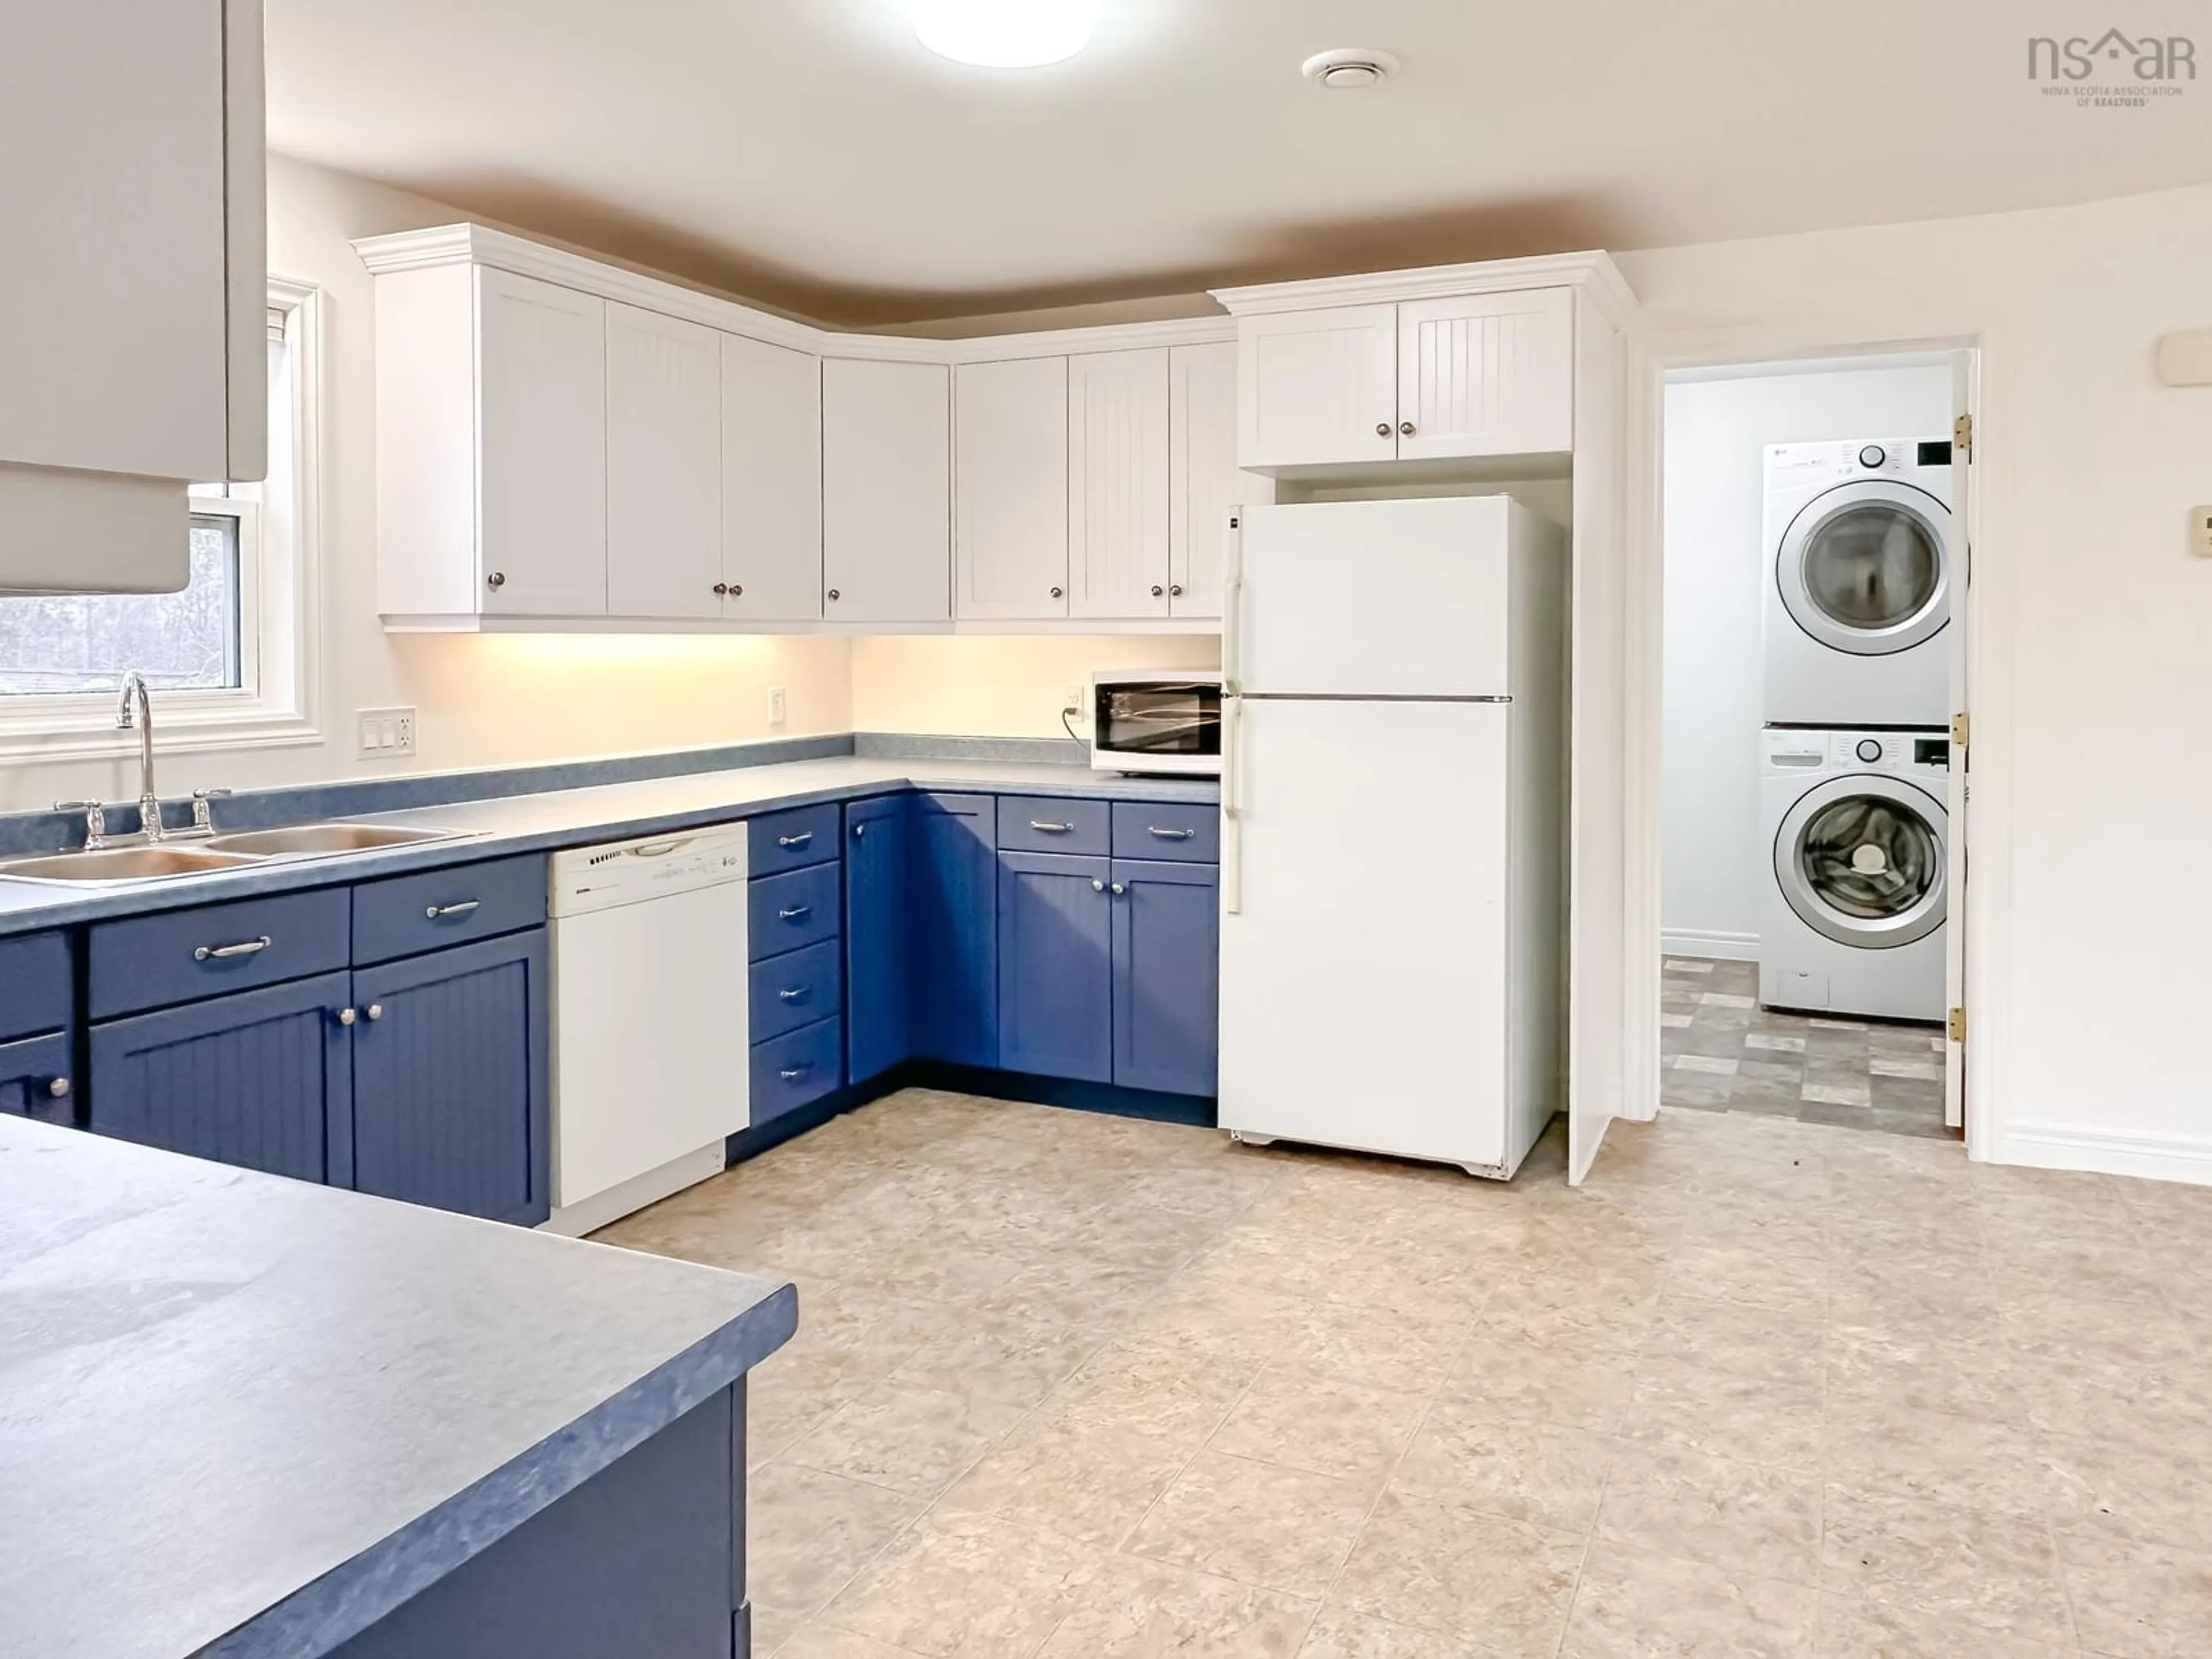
left=1763, top=438, right=1954, bottom=729
left=1759, top=729, right=1949, bottom=1021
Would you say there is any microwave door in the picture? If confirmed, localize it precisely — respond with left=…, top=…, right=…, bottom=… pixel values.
left=1097, top=685, right=1218, bottom=757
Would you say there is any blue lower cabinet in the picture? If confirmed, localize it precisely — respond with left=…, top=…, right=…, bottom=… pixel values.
left=844, top=794, right=911, bottom=1085
left=1111, top=858, right=1220, bottom=1097
left=88, top=971, right=355, bottom=1185
left=750, top=1017, right=843, bottom=1127
left=0, top=1031, right=75, bottom=1126
left=749, top=863, right=841, bottom=961
left=750, top=940, right=843, bottom=1046
left=0, top=932, right=72, bottom=1044
left=350, top=931, right=551, bottom=1226
left=912, top=794, right=997, bottom=1069
left=996, top=851, right=1113, bottom=1084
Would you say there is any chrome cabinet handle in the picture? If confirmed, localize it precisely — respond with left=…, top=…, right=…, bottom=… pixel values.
left=1169, top=584, right=1183, bottom=597
left=1147, top=826, right=1196, bottom=840
left=729, top=583, right=743, bottom=597
left=366, top=1003, right=384, bottom=1021
left=778, top=1063, right=812, bottom=1081
left=1375, top=422, right=1391, bottom=437
left=47, top=1075, right=70, bottom=1099
left=1030, top=820, right=1073, bottom=834
left=778, top=986, right=810, bottom=1002
left=1090, top=878, right=1105, bottom=892
left=195, top=934, right=271, bottom=962
left=853, top=823, right=865, bottom=839
left=713, top=582, right=729, bottom=596
left=1050, top=586, right=1064, bottom=600
left=826, top=588, right=840, bottom=601
left=1110, top=882, right=1125, bottom=895
left=778, top=904, right=812, bottom=921
left=336, top=1007, right=357, bottom=1027
left=777, top=831, right=815, bottom=849
left=486, top=571, right=506, bottom=590
left=1151, top=585, right=1164, bottom=597
left=1399, top=421, right=1415, bottom=436
left=425, top=899, right=480, bottom=920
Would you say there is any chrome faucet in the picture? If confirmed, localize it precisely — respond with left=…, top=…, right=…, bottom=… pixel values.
left=116, top=671, right=162, bottom=843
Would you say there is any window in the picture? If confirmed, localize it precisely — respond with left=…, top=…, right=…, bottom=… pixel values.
left=0, top=281, right=318, bottom=760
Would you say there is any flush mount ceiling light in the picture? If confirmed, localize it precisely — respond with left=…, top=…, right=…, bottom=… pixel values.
left=914, top=0, right=1099, bottom=67
left=1301, top=47, right=1400, bottom=89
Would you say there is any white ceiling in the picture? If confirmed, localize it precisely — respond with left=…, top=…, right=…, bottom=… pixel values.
left=266, top=0, right=2212, bottom=327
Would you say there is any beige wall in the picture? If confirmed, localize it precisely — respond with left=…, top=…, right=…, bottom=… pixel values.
left=850, top=635, right=1221, bottom=739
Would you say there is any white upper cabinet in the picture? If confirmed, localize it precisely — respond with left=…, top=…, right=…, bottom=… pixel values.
left=1396, top=290, right=1574, bottom=461
left=605, top=302, right=721, bottom=619
left=1067, top=349, right=1170, bottom=620
left=1168, top=341, right=1261, bottom=621
left=1236, top=305, right=1398, bottom=472
left=720, top=333, right=822, bottom=624
left=1230, top=288, right=1577, bottom=473
left=955, top=357, right=1069, bottom=620
left=823, top=357, right=950, bottom=624
left=477, top=270, right=608, bottom=618
left=0, top=0, right=264, bottom=593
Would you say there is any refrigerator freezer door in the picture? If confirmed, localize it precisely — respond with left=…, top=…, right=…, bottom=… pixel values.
left=1218, top=698, right=1510, bottom=1169
left=1233, top=497, right=1512, bottom=698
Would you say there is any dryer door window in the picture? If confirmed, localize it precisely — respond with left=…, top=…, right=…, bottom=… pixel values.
left=1775, top=777, right=1948, bottom=949
left=1778, top=482, right=1951, bottom=658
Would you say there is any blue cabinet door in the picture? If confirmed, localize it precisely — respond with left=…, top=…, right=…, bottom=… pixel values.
left=0, top=1031, right=75, bottom=1126
left=996, top=851, right=1113, bottom=1083
left=844, top=794, right=911, bottom=1085
left=351, top=931, right=551, bottom=1226
left=912, top=793, right=997, bottom=1067
left=1111, top=858, right=1220, bottom=1097
left=88, top=971, right=355, bottom=1185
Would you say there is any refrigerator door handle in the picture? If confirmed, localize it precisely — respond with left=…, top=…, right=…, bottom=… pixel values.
left=1221, top=695, right=1243, bottom=916
left=1221, top=510, right=1244, bottom=694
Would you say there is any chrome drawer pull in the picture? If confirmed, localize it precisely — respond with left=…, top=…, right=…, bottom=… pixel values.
left=778, top=986, right=810, bottom=1002
left=425, top=899, right=480, bottom=920
left=47, top=1076, right=70, bottom=1099
left=1030, top=820, right=1074, bottom=833
left=195, top=934, right=271, bottom=962
left=778, top=1063, right=812, bottom=1081
left=778, top=904, right=812, bottom=921
left=777, top=831, right=814, bottom=849
left=1146, top=826, right=1196, bottom=840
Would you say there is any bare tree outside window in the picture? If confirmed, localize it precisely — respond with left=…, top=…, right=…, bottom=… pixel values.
left=0, top=515, right=243, bottom=695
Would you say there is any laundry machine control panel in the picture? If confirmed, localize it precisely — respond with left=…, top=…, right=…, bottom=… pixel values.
left=1760, top=728, right=1950, bottom=778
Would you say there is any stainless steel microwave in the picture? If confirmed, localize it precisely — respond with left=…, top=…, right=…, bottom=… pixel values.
left=1089, top=671, right=1224, bottom=775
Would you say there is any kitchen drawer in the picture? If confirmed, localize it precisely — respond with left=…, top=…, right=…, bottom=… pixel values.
left=750, top=938, right=843, bottom=1044
left=749, top=1016, right=842, bottom=1127
left=996, top=796, right=1109, bottom=856
left=1111, top=801, right=1219, bottom=863
left=749, top=863, right=840, bottom=961
left=0, top=1031, right=75, bottom=1126
left=89, top=888, right=351, bottom=1020
left=0, top=932, right=72, bottom=1041
left=353, top=854, right=549, bottom=966
left=749, top=803, right=839, bottom=876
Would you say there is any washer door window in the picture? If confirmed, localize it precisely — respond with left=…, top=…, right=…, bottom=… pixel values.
left=1777, top=481, right=1950, bottom=657
left=1774, top=775, right=1948, bottom=949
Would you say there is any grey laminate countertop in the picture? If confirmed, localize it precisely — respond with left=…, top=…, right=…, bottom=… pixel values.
left=0, top=757, right=1219, bottom=935
left=0, top=1117, right=797, bottom=1659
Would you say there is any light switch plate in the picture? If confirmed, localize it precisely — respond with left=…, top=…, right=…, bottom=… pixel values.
left=356, top=706, right=416, bottom=759
left=2192, top=505, right=2212, bottom=558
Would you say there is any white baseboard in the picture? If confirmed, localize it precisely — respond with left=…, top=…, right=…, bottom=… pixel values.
left=1993, top=1122, right=2212, bottom=1189
left=1660, top=929, right=1759, bottom=963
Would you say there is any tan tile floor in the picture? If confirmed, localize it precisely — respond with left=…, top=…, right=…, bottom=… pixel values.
left=595, top=1087, right=2212, bottom=1659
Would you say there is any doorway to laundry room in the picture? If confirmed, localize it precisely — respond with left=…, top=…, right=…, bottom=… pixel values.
left=1656, top=350, right=1972, bottom=1142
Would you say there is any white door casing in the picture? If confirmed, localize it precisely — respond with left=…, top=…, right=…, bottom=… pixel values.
left=1946, top=353, right=1977, bottom=1130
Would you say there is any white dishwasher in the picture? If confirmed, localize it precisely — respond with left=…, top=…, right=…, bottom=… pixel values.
left=544, top=825, right=751, bottom=1235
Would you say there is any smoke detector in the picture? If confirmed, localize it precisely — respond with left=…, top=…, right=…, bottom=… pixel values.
left=1301, top=48, right=1399, bottom=89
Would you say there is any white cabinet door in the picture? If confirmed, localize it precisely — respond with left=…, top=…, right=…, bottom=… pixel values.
left=721, top=332, right=821, bottom=624
left=1396, top=289, right=1574, bottom=460
left=605, top=302, right=721, bottom=619
left=1168, top=341, right=1263, bottom=620
left=822, top=358, right=949, bottom=624
left=955, top=357, right=1068, bottom=620
left=476, top=269, right=608, bottom=618
left=1235, top=304, right=1397, bottom=471
left=1067, top=348, right=1169, bottom=620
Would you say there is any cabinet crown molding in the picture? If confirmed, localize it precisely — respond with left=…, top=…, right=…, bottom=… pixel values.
left=1210, top=250, right=1637, bottom=328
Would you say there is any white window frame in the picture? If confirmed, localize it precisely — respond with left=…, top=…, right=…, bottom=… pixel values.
left=0, top=275, right=323, bottom=763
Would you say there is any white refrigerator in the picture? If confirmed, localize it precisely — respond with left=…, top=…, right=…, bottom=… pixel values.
left=1219, top=495, right=1566, bottom=1177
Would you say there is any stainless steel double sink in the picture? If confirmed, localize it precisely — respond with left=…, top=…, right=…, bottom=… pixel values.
left=0, top=823, right=469, bottom=885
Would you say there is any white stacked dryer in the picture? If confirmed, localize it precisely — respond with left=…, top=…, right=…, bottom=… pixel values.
left=1763, top=438, right=1954, bottom=729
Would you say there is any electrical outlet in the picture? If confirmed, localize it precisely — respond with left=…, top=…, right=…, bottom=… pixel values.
left=767, top=685, right=787, bottom=726
left=356, top=706, right=416, bottom=759
left=1062, top=684, right=1084, bottom=715
left=2192, top=505, right=2212, bottom=559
